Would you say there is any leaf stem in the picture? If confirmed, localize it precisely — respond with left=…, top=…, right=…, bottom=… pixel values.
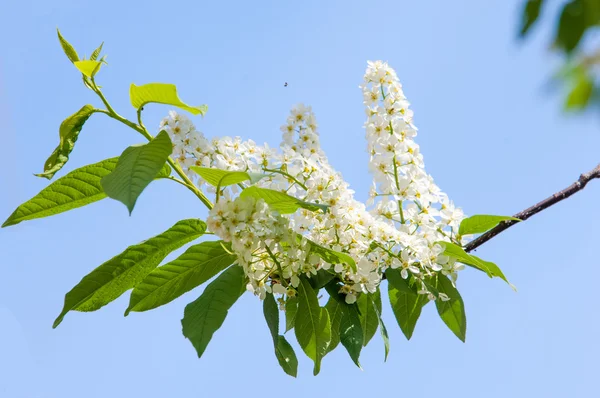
left=167, top=176, right=195, bottom=190
left=137, top=107, right=146, bottom=131
left=263, top=168, right=308, bottom=190
left=265, top=245, right=288, bottom=287
left=90, top=78, right=118, bottom=116
left=391, top=155, right=405, bottom=224
left=463, top=163, right=600, bottom=252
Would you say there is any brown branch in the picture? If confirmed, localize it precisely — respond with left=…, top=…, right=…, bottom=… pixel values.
left=464, top=163, right=600, bottom=253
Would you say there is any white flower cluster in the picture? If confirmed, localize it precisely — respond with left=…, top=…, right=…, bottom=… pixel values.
left=362, top=61, right=467, bottom=290
left=206, top=195, right=300, bottom=299
left=160, top=112, right=273, bottom=182
left=159, top=61, right=466, bottom=304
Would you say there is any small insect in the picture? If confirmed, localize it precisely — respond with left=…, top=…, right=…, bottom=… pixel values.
left=284, top=82, right=288, bottom=87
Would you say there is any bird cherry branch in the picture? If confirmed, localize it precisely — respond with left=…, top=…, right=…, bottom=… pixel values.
left=464, top=163, right=600, bottom=253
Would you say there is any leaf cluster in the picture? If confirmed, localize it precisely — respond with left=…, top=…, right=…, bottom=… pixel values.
left=519, top=0, right=600, bottom=111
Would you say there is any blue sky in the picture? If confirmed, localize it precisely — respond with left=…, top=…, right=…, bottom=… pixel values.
left=1, top=0, right=599, bottom=397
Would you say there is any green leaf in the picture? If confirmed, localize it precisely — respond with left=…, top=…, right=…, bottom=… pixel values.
left=434, top=275, right=467, bottom=342
left=4, top=158, right=115, bottom=227
left=519, top=0, right=544, bottom=37
left=339, top=300, right=363, bottom=369
left=74, top=60, right=102, bottom=78
left=295, top=277, right=331, bottom=376
left=125, top=241, right=236, bottom=314
left=308, top=269, right=336, bottom=290
left=437, top=241, right=511, bottom=285
left=438, top=241, right=478, bottom=268
left=357, top=291, right=379, bottom=346
left=190, top=167, right=267, bottom=189
left=307, top=240, right=357, bottom=273
left=3, top=158, right=170, bottom=228
left=263, top=294, right=299, bottom=377
left=181, top=265, right=246, bottom=358
left=273, top=336, right=298, bottom=377
left=57, top=29, right=79, bottom=63
left=53, top=219, right=206, bottom=328
left=370, top=293, right=390, bottom=361
left=101, top=131, right=172, bottom=214
left=323, top=283, right=363, bottom=367
left=324, top=296, right=344, bottom=354
left=36, top=105, right=96, bottom=179
left=555, top=0, right=587, bottom=53
left=469, top=254, right=514, bottom=290
left=263, top=294, right=280, bottom=344
left=155, top=162, right=173, bottom=178
left=565, top=74, right=594, bottom=111
left=285, top=297, right=298, bottom=333
left=90, top=42, right=104, bottom=61
left=386, top=269, right=428, bottom=340
left=130, top=83, right=207, bottom=115
left=240, top=186, right=329, bottom=214
left=386, top=267, right=418, bottom=294
left=458, top=214, right=520, bottom=236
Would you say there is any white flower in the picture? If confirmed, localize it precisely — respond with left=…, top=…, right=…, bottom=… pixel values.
left=272, top=283, right=287, bottom=295
left=157, top=60, right=467, bottom=304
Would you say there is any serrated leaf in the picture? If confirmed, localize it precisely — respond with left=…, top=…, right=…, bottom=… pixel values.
left=181, top=265, right=246, bottom=358
left=36, top=105, right=96, bottom=179
left=274, top=336, right=298, bottom=377
left=285, top=297, right=298, bottom=333
left=263, top=294, right=280, bottom=344
left=90, top=42, right=104, bottom=61
left=125, top=241, right=236, bottom=314
left=295, top=277, right=331, bottom=376
left=437, top=241, right=511, bottom=285
left=434, top=275, right=467, bottom=342
left=263, top=294, right=299, bottom=377
left=324, top=296, right=344, bottom=354
left=307, top=240, right=357, bottom=273
left=4, top=158, right=115, bottom=227
left=458, top=214, right=521, bottom=236
left=339, top=300, right=363, bottom=369
left=323, top=283, right=363, bottom=367
left=57, top=29, right=79, bottom=63
left=240, top=186, right=329, bottom=214
left=357, top=292, right=379, bottom=347
left=101, top=131, right=172, bottom=214
left=74, top=60, right=102, bottom=78
left=53, top=219, right=206, bottom=328
left=520, top=0, right=544, bottom=37
left=130, top=83, right=207, bottom=115
left=3, top=159, right=170, bottom=228
left=387, top=269, right=428, bottom=340
left=370, top=293, right=390, bottom=361
left=190, top=167, right=267, bottom=188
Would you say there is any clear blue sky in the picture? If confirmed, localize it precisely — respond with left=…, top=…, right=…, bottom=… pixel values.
left=1, top=1, right=599, bottom=397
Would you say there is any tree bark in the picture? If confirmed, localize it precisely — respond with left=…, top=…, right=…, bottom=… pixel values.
left=464, top=163, right=600, bottom=253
